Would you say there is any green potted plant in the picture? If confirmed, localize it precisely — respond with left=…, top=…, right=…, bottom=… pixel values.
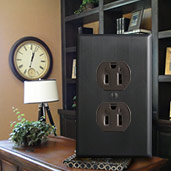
left=74, top=0, right=99, bottom=14
left=72, top=96, right=76, bottom=108
left=9, top=107, right=56, bottom=147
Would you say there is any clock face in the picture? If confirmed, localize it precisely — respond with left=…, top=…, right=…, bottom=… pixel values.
left=9, top=37, right=52, bottom=81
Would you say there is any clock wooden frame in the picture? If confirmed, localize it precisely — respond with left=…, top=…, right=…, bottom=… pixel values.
left=9, top=36, right=53, bottom=82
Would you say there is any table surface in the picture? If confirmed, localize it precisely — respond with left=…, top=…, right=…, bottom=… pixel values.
left=0, top=136, right=168, bottom=171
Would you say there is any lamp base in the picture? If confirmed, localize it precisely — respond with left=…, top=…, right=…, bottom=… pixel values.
left=38, top=103, right=57, bottom=136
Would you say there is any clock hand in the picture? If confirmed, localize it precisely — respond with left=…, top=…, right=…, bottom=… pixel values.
left=29, top=52, right=35, bottom=68
left=29, top=46, right=39, bottom=67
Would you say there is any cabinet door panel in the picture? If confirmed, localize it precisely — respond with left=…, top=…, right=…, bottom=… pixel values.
left=1, top=160, right=18, bottom=171
left=63, top=117, right=76, bottom=139
left=159, top=132, right=171, bottom=158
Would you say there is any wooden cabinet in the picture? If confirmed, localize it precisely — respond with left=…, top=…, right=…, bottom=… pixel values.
left=59, top=0, right=171, bottom=159
left=58, top=110, right=76, bottom=139
left=0, top=136, right=76, bottom=171
left=1, top=160, right=18, bottom=171
left=0, top=137, right=169, bottom=171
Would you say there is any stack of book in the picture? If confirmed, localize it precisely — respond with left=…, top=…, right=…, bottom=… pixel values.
left=116, top=17, right=130, bottom=34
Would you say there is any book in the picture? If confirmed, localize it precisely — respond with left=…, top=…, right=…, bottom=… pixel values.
left=119, top=18, right=122, bottom=34
left=78, top=27, right=93, bottom=34
left=121, top=17, right=130, bottom=33
left=72, top=59, right=76, bottom=79
left=116, top=17, right=130, bottom=34
left=116, top=18, right=119, bottom=34
left=83, top=21, right=99, bottom=34
left=116, top=18, right=121, bottom=34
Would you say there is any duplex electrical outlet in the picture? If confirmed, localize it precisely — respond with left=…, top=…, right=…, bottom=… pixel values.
left=97, top=61, right=131, bottom=91
left=96, top=102, right=131, bottom=132
left=77, top=35, right=152, bottom=157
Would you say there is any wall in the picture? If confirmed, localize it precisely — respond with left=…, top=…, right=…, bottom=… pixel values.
left=0, top=0, right=62, bottom=140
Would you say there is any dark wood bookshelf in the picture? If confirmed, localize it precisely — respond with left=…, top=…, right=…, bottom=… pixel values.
left=59, top=0, right=171, bottom=159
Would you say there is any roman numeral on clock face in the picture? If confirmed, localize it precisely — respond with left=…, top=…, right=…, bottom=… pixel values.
left=40, top=66, right=44, bottom=70
left=24, top=69, right=27, bottom=74
left=16, top=59, right=22, bottom=61
left=19, top=64, right=23, bottom=68
left=24, top=46, right=27, bottom=51
left=18, top=52, right=23, bottom=55
left=34, top=46, right=39, bottom=52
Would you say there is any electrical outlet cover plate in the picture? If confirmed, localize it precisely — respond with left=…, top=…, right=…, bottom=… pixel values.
left=76, top=35, right=152, bottom=157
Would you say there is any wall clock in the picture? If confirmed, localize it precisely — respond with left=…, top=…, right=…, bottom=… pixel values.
left=9, top=36, right=53, bottom=82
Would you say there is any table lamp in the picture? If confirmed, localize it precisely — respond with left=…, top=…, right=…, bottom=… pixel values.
left=24, top=79, right=59, bottom=136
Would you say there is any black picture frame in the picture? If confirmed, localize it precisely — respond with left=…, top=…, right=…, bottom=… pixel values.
left=128, top=10, right=143, bottom=31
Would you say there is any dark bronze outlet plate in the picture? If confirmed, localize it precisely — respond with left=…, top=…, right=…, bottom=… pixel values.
left=77, top=35, right=152, bottom=157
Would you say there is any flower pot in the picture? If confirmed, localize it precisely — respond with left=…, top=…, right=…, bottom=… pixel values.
left=85, top=3, right=95, bottom=11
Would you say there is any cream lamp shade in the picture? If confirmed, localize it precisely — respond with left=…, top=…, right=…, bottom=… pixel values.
left=24, top=79, right=59, bottom=104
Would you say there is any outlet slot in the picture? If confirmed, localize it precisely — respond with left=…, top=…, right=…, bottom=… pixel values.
left=117, top=114, right=122, bottom=126
left=104, top=74, right=109, bottom=85
left=110, top=63, right=117, bottom=69
left=104, top=115, right=109, bottom=126
left=117, top=72, right=122, bottom=85
left=110, top=104, right=116, bottom=110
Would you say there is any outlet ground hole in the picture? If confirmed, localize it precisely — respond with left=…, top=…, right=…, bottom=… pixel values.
left=110, top=63, right=117, bottom=69
left=110, top=104, right=116, bottom=110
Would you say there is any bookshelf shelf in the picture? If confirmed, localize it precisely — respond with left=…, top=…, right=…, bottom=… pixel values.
left=159, top=30, right=171, bottom=39
left=67, top=79, right=76, bottom=84
left=104, top=0, right=151, bottom=13
left=158, top=75, right=171, bottom=82
left=65, top=7, right=99, bottom=22
left=104, top=0, right=140, bottom=11
left=58, top=109, right=76, bottom=116
left=66, top=47, right=76, bottom=53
